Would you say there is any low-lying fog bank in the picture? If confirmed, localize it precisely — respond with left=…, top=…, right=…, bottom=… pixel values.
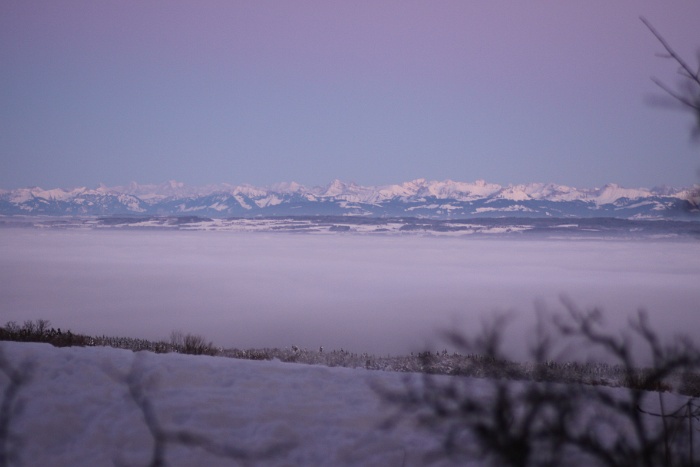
left=1, top=229, right=698, bottom=360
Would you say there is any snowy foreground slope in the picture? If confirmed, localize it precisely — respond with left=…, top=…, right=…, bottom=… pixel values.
left=2, top=342, right=450, bottom=467
left=2, top=341, right=695, bottom=467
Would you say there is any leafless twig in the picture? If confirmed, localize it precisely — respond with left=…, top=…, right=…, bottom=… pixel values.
left=378, top=301, right=700, bottom=466
left=641, top=16, right=700, bottom=137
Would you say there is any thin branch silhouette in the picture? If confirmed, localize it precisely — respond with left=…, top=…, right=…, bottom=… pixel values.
left=641, top=16, right=700, bottom=137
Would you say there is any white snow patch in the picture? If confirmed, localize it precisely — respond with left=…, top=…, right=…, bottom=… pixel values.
left=474, top=205, right=534, bottom=213
left=233, top=195, right=252, bottom=210
left=0, top=341, right=449, bottom=466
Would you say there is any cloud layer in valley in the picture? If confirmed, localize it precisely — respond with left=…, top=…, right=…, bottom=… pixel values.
left=1, top=230, right=698, bottom=359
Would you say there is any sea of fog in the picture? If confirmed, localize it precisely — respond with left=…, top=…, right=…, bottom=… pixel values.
left=1, top=229, right=698, bottom=360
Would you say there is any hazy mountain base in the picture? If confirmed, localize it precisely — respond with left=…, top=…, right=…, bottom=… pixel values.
left=2, top=215, right=700, bottom=239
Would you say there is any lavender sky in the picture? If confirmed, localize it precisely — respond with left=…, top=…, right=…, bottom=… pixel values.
left=1, top=1, right=699, bottom=190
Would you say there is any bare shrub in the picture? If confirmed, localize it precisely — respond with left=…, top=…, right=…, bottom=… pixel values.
left=377, top=302, right=700, bottom=466
left=377, top=313, right=579, bottom=466
left=680, top=371, right=700, bottom=398
left=641, top=17, right=700, bottom=139
left=169, top=331, right=217, bottom=356
left=0, top=320, right=90, bottom=347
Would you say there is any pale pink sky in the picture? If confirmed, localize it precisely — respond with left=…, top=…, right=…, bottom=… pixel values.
left=1, top=1, right=699, bottom=189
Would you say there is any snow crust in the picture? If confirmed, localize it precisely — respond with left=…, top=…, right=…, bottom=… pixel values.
left=1, top=341, right=452, bottom=467
left=3, top=339, right=695, bottom=466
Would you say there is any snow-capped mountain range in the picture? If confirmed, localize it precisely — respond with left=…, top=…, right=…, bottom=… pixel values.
left=1, top=179, right=697, bottom=219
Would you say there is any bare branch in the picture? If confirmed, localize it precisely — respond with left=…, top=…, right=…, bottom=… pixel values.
left=378, top=302, right=700, bottom=466
left=641, top=16, right=700, bottom=139
left=641, top=17, right=700, bottom=87
left=652, top=78, right=700, bottom=112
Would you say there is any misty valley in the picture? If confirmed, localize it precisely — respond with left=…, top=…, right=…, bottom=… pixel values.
left=1, top=223, right=698, bottom=358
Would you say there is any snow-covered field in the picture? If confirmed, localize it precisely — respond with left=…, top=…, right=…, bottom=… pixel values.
left=1, top=229, right=699, bottom=358
left=1, top=341, right=453, bottom=467
left=3, top=340, right=697, bottom=467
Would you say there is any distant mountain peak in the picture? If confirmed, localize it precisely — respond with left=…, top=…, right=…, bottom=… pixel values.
left=0, top=179, right=695, bottom=219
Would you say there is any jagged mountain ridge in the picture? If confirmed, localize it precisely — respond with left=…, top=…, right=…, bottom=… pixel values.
left=1, top=179, right=697, bottom=219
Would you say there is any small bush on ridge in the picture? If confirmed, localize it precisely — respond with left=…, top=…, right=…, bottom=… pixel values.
left=0, top=320, right=89, bottom=347
left=169, top=331, right=218, bottom=356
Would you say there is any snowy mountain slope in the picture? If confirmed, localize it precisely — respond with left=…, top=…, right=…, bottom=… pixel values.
left=0, top=179, right=696, bottom=219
